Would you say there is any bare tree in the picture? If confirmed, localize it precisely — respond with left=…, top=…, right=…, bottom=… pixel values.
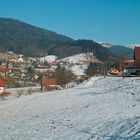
left=52, top=65, right=74, bottom=88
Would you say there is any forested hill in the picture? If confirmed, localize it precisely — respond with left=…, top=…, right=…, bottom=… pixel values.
left=0, top=18, right=116, bottom=62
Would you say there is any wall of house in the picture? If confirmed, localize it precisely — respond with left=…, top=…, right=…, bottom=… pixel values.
left=0, top=87, right=5, bottom=94
left=134, top=47, right=140, bottom=67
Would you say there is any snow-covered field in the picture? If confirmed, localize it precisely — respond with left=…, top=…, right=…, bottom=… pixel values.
left=0, top=77, right=140, bottom=140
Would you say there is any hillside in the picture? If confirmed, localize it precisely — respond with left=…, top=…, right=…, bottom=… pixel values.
left=1, top=77, right=140, bottom=139
left=0, top=18, right=73, bottom=57
left=60, top=53, right=101, bottom=76
left=0, top=18, right=116, bottom=62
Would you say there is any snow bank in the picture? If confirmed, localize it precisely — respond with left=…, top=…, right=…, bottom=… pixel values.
left=78, top=76, right=102, bottom=88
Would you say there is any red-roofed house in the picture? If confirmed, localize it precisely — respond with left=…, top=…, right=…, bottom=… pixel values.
left=123, top=47, right=140, bottom=67
left=41, top=78, right=58, bottom=91
left=0, top=80, right=6, bottom=94
left=0, top=67, right=7, bottom=76
left=109, top=68, right=123, bottom=75
left=123, top=47, right=140, bottom=76
left=123, top=60, right=134, bottom=67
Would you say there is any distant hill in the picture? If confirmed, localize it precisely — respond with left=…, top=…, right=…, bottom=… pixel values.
left=100, top=43, right=134, bottom=59
left=109, top=45, right=134, bottom=59
left=0, top=18, right=117, bottom=62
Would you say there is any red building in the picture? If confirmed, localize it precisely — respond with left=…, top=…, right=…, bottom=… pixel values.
left=0, top=79, right=6, bottom=94
left=123, top=47, right=140, bottom=67
left=123, top=47, right=140, bottom=76
left=134, top=47, right=140, bottom=67
left=41, top=78, right=58, bottom=90
left=109, top=68, right=123, bottom=75
left=0, top=67, right=7, bottom=76
left=123, top=60, right=134, bottom=67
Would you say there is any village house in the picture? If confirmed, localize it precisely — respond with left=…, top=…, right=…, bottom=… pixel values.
left=34, top=66, right=49, bottom=73
left=123, top=60, right=134, bottom=67
left=109, top=67, right=123, bottom=75
left=0, top=66, right=7, bottom=76
left=123, top=47, right=140, bottom=67
left=123, top=47, right=140, bottom=76
left=0, top=79, right=6, bottom=94
left=41, top=78, right=58, bottom=91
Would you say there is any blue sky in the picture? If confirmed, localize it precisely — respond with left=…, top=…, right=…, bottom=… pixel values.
left=0, top=0, right=140, bottom=45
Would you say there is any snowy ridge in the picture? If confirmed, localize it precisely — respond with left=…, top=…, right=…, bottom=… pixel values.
left=40, top=55, right=57, bottom=63
left=60, top=53, right=101, bottom=64
left=0, top=77, right=140, bottom=139
left=127, top=44, right=140, bottom=49
left=99, top=42, right=113, bottom=48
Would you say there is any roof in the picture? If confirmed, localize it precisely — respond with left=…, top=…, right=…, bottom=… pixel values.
left=0, top=80, right=6, bottom=87
left=110, top=68, right=123, bottom=75
left=0, top=67, right=7, bottom=73
left=124, top=60, right=134, bottom=63
left=42, top=78, right=57, bottom=86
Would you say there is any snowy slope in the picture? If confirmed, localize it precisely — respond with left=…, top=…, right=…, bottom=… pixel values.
left=0, top=77, right=140, bottom=140
left=60, top=53, right=101, bottom=76
left=71, top=64, right=87, bottom=76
